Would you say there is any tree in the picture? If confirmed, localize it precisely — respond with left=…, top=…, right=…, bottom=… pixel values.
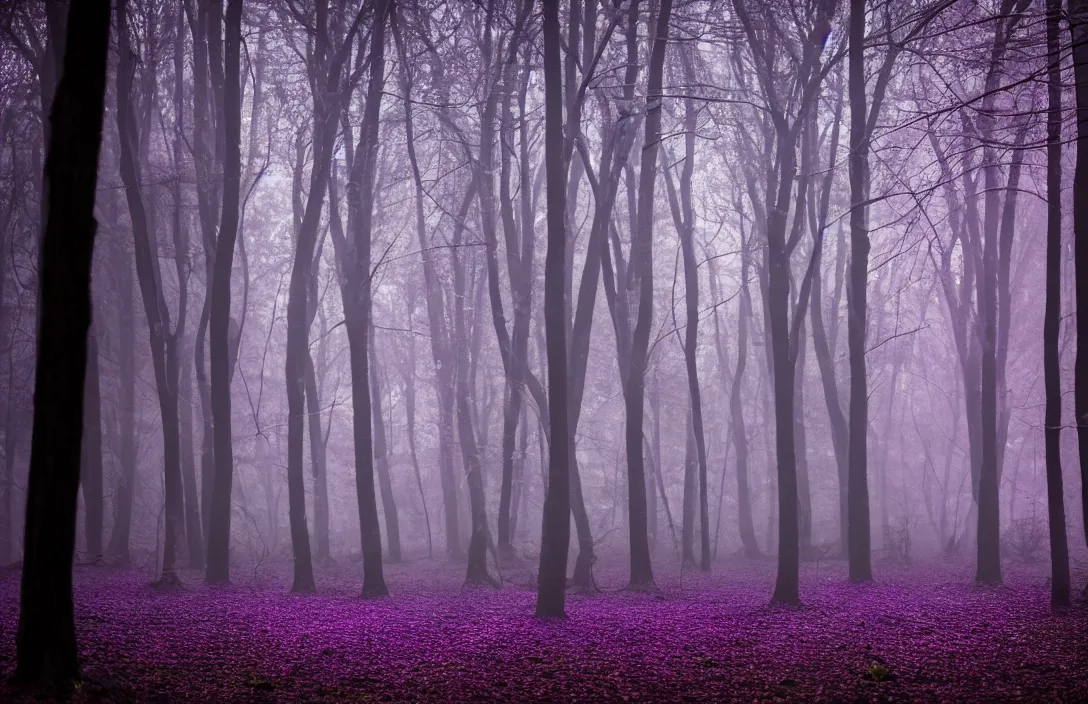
left=623, top=0, right=674, bottom=589
left=370, top=328, right=401, bottom=562
left=1071, top=0, right=1088, bottom=580
left=205, top=0, right=243, bottom=585
left=281, top=0, right=367, bottom=594
left=173, top=2, right=204, bottom=571
left=115, top=0, right=186, bottom=586
left=536, top=0, right=571, bottom=618
left=731, top=0, right=834, bottom=605
left=846, top=0, right=873, bottom=584
left=663, top=49, right=710, bottom=571
left=329, top=0, right=391, bottom=597
left=15, top=0, right=111, bottom=685
left=1044, top=0, right=1071, bottom=609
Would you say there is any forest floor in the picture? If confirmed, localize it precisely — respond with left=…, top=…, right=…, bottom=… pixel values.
left=1, top=552, right=1087, bottom=702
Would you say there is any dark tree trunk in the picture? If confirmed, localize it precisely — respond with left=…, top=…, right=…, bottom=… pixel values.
left=510, top=403, right=529, bottom=543
left=847, top=0, right=873, bottom=583
left=491, top=9, right=535, bottom=563
left=336, top=0, right=391, bottom=597
left=81, top=326, right=103, bottom=561
left=681, top=412, right=697, bottom=567
left=727, top=230, right=760, bottom=557
left=284, top=0, right=360, bottom=593
left=1044, top=0, right=1071, bottom=609
left=14, top=0, right=110, bottom=685
left=205, top=0, right=243, bottom=585
left=810, top=229, right=849, bottom=554
left=624, top=0, right=673, bottom=589
left=537, top=0, right=572, bottom=616
left=173, top=3, right=202, bottom=570
left=369, top=330, right=401, bottom=562
left=184, top=0, right=219, bottom=554
left=304, top=353, right=329, bottom=562
left=179, top=338, right=203, bottom=569
left=107, top=246, right=136, bottom=565
left=115, top=0, right=185, bottom=582
left=794, top=319, right=812, bottom=555
left=1071, top=0, right=1088, bottom=566
left=648, top=372, right=661, bottom=549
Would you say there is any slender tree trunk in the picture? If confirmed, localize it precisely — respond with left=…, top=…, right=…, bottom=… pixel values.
left=794, top=319, right=813, bottom=555
left=107, top=247, right=136, bottom=564
left=205, top=0, right=243, bottom=586
left=847, top=0, right=873, bottom=583
left=15, top=0, right=110, bottom=684
left=668, top=71, right=711, bottom=571
left=184, top=0, right=219, bottom=554
left=681, top=411, right=696, bottom=566
left=537, top=0, right=572, bottom=616
left=370, top=330, right=401, bottom=562
left=179, top=337, right=203, bottom=568
left=1044, top=0, right=1071, bottom=607
left=810, top=229, right=849, bottom=554
left=726, top=231, right=760, bottom=557
left=115, top=0, right=184, bottom=582
left=173, top=3, right=202, bottom=570
left=1070, top=0, right=1088, bottom=566
left=648, top=371, right=661, bottom=549
left=304, top=353, right=329, bottom=563
left=625, top=0, right=674, bottom=589
left=337, top=0, right=391, bottom=597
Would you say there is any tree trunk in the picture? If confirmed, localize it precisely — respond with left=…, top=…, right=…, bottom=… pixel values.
left=172, top=3, right=202, bottom=570
left=15, top=0, right=110, bottom=684
left=794, top=318, right=812, bottom=555
left=107, top=246, right=136, bottom=565
left=305, top=352, right=329, bottom=562
left=184, top=0, right=219, bottom=556
left=1044, top=0, right=1071, bottom=608
left=337, top=0, right=391, bottom=597
left=81, top=326, right=103, bottom=561
left=205, top=0, right=243, bottom=586
left=537, top=0, right=572, bottom=615
left=681, top=411, right=697, bottom=567
left=810, top=227, right=849, bottom=554
left=1070, top=0, right=1088, bottom=565
left=179, top=337, right=203, bottom=569
left=847, top=0, right=873, bottom=583
left=625, top=0, right=674, bottom=589
left=724, top=228, right=760, bottom=557
left=115, top=0, right=184, bottom=582
left=370, top=329, right=401, bottom=563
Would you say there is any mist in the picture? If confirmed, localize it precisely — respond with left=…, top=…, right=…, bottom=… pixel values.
left=1, top=0, right=1087, bottom=700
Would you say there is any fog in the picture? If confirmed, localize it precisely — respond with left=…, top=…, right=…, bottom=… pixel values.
left=2, top=0, right=1087, bottom=700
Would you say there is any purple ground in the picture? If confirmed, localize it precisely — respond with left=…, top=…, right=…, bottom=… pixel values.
left=1, top=555, right=1086, bottom=702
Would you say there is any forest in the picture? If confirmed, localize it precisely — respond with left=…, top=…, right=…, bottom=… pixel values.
left=1, top=0, right=1088, bottom=700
